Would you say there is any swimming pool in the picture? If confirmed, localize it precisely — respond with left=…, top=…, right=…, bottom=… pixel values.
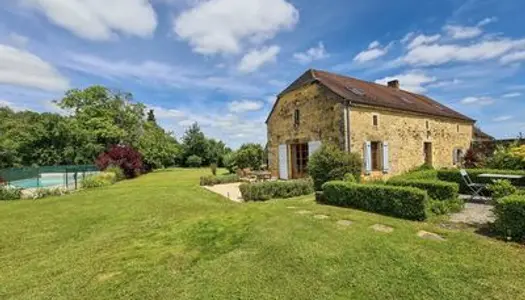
left=9, top=172, right=98, bottom=189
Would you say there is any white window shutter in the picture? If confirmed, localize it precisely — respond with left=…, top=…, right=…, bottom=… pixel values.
left=382, top=141, right=390, bottom=173
left=308, top=141, right=322, bottom=158
left=364, top=141, right=372, bottom=175
left=452, top=148, right=458, bottom=165
left=278, top=144, right=289, bottom=180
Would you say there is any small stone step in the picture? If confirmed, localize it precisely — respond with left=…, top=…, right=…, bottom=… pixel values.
left=370, top=224, right=394, bottom=233
left=313, top=214, right=329, bottom=220
left=417, top=230, right=446, bottom=241
left=296, top=210, right=312, bottom=215
left=337, top=220, right=353, bottom=226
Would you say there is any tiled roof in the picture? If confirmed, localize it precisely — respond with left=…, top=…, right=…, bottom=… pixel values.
left=268, top=69, right=475, bottom=123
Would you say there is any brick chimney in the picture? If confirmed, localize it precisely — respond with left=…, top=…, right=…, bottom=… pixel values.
left=387, top=80, right=400, bottom=89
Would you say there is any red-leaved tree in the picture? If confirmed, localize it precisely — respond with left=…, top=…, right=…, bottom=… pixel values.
left=96, top=145, right=143, bottom=179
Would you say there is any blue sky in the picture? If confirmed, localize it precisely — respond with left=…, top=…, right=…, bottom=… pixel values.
left=1, top=0, right=524, bottom=148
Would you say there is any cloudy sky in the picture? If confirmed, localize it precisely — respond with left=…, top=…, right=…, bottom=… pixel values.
left=1, top=0, right=524, bottom=148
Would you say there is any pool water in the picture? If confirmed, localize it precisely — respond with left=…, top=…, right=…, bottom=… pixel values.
left=10, top=175, right=74, bottom=189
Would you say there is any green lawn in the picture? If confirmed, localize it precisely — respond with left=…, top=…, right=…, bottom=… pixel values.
left=1, top=169, right=525, bottom=299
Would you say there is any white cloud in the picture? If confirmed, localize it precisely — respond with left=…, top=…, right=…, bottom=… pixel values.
left=7, top=32, right=29, bottom=48
left=0, top=44, right=69, bottom=91
left=147, top=105, right=185, bottom=119
left=368, top=40, right=380, bottom=49
left=353, top=42, right=389, bottom=63
left=502, top=92, right=522, bottom=98
left=407, top=34, right=441, bottom=49
left=173, top=0, right=298, bottom=54
left=402, top=38, right=525, bottom=66
left=443, top=25, right=482, bottom=40
left=238, top=45, right=280, bottom=73
left=375, top=71, right=436, bottom=93
left=401, top=32, right=415, bottom=44
left=493, top=115, right=513, bottom=122
left=63, top=53, right=263, bottom=94
left=293, top=42, right=329, bottom=64
left=21, top=0, right=157, bottom=41
left=460, top=96, right=494, bottom=105
left=427, top=79, right=462, bottom=89
left=228, top=99, right=263, bottom=113
left=478, top=17, right=497, bottom=26
left=500, top=51, right=525, bottom=64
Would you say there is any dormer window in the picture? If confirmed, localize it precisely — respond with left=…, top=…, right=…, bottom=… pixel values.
left=294, top=109, right=300, bottom=126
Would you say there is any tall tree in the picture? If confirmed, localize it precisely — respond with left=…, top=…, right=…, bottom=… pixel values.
left=181, top=123, right=209, bottom=166
left=147, top=109, right=156, bottom=124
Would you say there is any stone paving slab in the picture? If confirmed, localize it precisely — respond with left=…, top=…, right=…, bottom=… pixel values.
left=337, top=220, right=353, bottom=226
left=417, top=230, right=446, bottom=241
left=449, top=203, right=495, bottom=225
left=313, top=214, right=329, bottom=220
left=370, top=224, right=394, bottom=233
left=296, top=210, right=313, bottom=215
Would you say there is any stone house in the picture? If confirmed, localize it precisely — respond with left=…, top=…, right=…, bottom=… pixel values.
left=266, top=69, right=475, bottom=179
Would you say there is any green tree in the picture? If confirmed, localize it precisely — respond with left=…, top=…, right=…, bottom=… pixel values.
left=235, top=143, right=264, bottom=170
left=181, top=123, right=209, bottom=166
left=147, top=109, right=156, bottom=124
left=139, top=121, right=180, bottom=169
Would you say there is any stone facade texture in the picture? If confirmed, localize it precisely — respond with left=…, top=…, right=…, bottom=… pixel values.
left=267, top=82, right=474, bottom=178
left=267, top=83, right=344, bottom=177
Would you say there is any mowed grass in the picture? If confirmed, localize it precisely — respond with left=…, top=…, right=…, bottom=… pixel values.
left=1, top=169, right=525, bottom=299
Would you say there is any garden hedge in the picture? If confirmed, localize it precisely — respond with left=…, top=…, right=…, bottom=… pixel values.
left=389, top=169, right=438, bottom=181
left=240, top=179, right=314, bottom=201
left=387, top=179, right=459, bottom=201
left=199, top=175, right=240, bottom=186
left=321, top=181, right=428, bottom=221
left=493, top=194, right=525, bottom=242
left=437, top=169, right=525, bottom=194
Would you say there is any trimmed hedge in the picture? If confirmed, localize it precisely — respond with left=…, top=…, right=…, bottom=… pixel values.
left=240, top=179, right=314, bottom=201
left=321, top=181, right=428, bottom=221
left=493, top=194, right=525, bottom=242
left=390, top=169, right=438, bottom=181
left=200, top=175, right=240, bottom=186
left=437, top=169, right=525, bottom=194
left=387, top=179, right=459, bottom=201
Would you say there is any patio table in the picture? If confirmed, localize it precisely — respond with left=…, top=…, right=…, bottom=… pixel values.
left=478, top=174, right=524, bottom=180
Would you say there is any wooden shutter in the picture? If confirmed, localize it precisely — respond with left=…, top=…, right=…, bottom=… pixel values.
left=308, top=141, right=322, bottom=158
left=278, top=144, right=289, bottom=180
left=382, top=141, right=390, bottom=173
left=364, top=141, right=372, bottom=175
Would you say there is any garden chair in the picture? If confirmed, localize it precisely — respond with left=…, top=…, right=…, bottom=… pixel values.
left=460, top=169, right=487, bottom=200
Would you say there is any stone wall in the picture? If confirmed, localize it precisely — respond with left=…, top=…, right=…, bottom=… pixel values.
left=349, top=105, right=474, bottom=176
left=267, top=83, right=344, bottom=177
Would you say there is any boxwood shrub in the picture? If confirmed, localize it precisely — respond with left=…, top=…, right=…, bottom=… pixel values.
left=389, top=169, right=438, bottom=181
left=321, top=181, right=428, bottom=220
left=493, top=194, right=525, bottom=242
left=200, top=175, right=240, bottom=186
left=387, top=179, right=459, bottom=201
left=240, top=179, right=314, bottom=201
left=437, top=169, right=525, bottom=194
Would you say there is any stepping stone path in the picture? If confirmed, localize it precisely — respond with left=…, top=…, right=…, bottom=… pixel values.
left=296, top=210, right=312, bottom=215
left=370, top=224, right=394, bottom=233
left=417, top=230, right=446, bottom=241
left=337, top=220, right=353, bottom=226
left=286, top=206, right=298, bottom=209
left=313, top=214, right=329, bottom=220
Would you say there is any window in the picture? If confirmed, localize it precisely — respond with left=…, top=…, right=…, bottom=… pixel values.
left=371, top=142, right=382, bottom=171
left=373, top=115, right=378, bottom=126
left=426, top=120, right=429, bottom=129
left=294, top=109, right=300, bottom=126
left=457, top=125, right=460, bottom=133
left=453, top=148, right=464, bottom=165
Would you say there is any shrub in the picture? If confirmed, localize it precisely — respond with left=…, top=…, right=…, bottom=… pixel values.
left=387, top=179, right=459, bottom=201
left=186, top=155, right=203, bottom=168
left=0, top=186, right=22, bottom=200
left=428, top=198, right=464, bottom=215
left=222, top=152, right=237, bottom=174
left=390, top=169, right=438, bottom=181
left=486, top=144, right=525, bottom=170
left=487, top=180, right=517, bottom=200
left=81, top=173, right=115, bottom=189
left=437, top=169, right=525, bottom=194
left=96, top=145, right=144, bottom=179
left=308, top=145, right=362, bottom=191
left=493, top=194, right=525, bottom=242
left=236, top=143, right=264, bottom=170
left=105, top=165, right=125, bottom=181
left=30, top=188, right=70, bottom=200
left=240, top=179, right=314, bottom=201
left=210, top=163, right=217, bottom=176
left=200, top=175, right=240, bottom=186
left=344, top=173, right=357, bottom=183
left=463, top=148, right=486, bottom=168
left=321, top=181, right=428, bottom=220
